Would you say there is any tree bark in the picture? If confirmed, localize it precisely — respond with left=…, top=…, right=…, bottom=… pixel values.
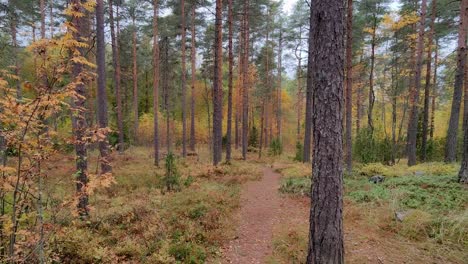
left=96, top=0, right=112, bottom=174
left=430, top=38, right=438, bottom=140
left=345, top=0, right=353, bottom=171
left=368, top=13, right=377, bottom=136
left=181, top=0, right=188, bottom=157
left=277, top=29, right=283, bottom=141
left=70, top=0, right=90, bottom=218
left=457, top=0, right=468, bottom=182
left=190, top=5, right=197, bottom=152
left=306, top=0, right=345, bottom=261
left=132, top=15, right=139, bottom=143
left=446, top=0, right=468, bottom=163
left=242, top=0, right=250, bottom=160
left=226, top=0, right=233, bottom=162
left=153, top=0, right=160, bottom=166
left=212, top=0, right=223, bottom=165
left=407, top=0, right=427, bottom=166
left=108, top=0, right=124, bottom=153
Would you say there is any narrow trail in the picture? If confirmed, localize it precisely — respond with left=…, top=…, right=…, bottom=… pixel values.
left=222, top=167, right=282, bottom=263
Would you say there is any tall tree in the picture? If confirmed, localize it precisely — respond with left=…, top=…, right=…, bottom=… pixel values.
left=213, top=0, right=223, bottom=165
left=181, top=0, right=188, bottom=157
left=96, top=0, right=112, bottom=174
left=108, top=0, right=124, bottom=152
left=129, top=1, right=139, bottom=142
left=226, top=0, right=233, bottom=162
left=190, top=4, right=197, bottom=152
left=153, top=0, right=160, bottom=166
left=306, top=0, right=345, bottom=261
left=456, top=0, right=468, bottom=181
left=70, top=0, right=91, bottom=218
left=241, top=0, right=250, bottom=160
left=421, top=0, right=437, bottom=161
left=446, top=0, right=468, bottom=162
left=407, top=0, right=427, bottom=166
left=345, top=0, right=353, bottom=171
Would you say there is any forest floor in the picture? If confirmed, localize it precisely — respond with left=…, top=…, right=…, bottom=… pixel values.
left=220, top=161, right=467, bottom=264
left=34, top=147, right=466, bottom=263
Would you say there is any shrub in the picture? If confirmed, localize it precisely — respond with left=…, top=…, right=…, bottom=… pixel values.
left=269, top=137, right=283, bottom=156
left=249, top=126, right=259, bottom=148
left=293, top=141, right=303, bottom=162
left=161, top=152, right=181, bottom=192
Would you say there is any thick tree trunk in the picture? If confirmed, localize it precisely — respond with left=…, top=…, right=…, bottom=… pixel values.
left=190, top=5, right=197, bottom=152
left=153, top=0, right=160, bottom=166
left=421, top=0, right=437, bottom=161
left=226, top=0, right=233, bottom=162
left=407, top=0, right=427, bottom=166
left=345, top=0, right=353, bottom=171
left=132, top=16, right=139, bottom=143
left=306, top=0, right=345, bottom=261
left=108, top=0, right=124, bottom=153
left=457, top=0, right=468, bottom=182
left=71, top=0, right=90, bottom=218
left=446, top=0, right=468, bottom=163
left=212, top=0, right=223, bottom=165
left=181, top=0, right=187, bottom=157
left=96, top=0, right=112, bottom=174
left=242, top=0, right=250, bottom=160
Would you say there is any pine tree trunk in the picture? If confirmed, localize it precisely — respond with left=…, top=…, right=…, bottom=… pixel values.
left=456, top=0, right=468, bottom=182
left=181, top=0, right=187, bottom=157
left=368, top=14, right=377, bottom=136
left=277, top=29, right=283, bottom=141
left=430, top=39, right=438, bottom=140
left=190, top=5, right=197, bottom=152
left=8, top=0, right=21, bottom=100
left=421, top=0, right=437, bottom=161
left=242, top=0, right=250, bottom=160
left=108, top=0, right=124, bottom=153
left=132, top=16, right=139, bottom=143
left=162, top=37, right=171, bottom=153
left=407, top=0, right=428, bottom=166
left=153, top=0, right=160, bottom=166
left=306, top=0, right=345, bottom=261
left=226, top=0, right=233, bottom=161
left=71, top=0, right=90, bottom=218
left=345, top=0, right=353, bottom=171
left=213, top=0, right=223, bottom=165
left=446, top=0, right=468, bottom=163
left=96, top=0, right=112, bottom=174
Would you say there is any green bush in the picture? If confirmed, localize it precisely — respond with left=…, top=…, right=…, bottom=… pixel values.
left=249, top=126, right=259, bottom=148
left=161, top=152, right=181, bottom=192
left=269, top=137, right=283, bottom=156
left=293, top=141, right=303, bottom=162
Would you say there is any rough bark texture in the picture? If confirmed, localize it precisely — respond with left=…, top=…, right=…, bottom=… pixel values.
left=345, top=0, right=353, bottom=172
left=226, top=0, right=233, bottom=162
left=421, top=0, right=437, bottom=161
left=96, top=0, right=112, bottom=174
left=242, top=0, right=250, bottom=160
left=162, top=37, right=171, bottom=153
left=132, top=15, right=139, bottom=143
left=71, top=0, right=90, bottom=217
left=306, top=0, right=345, bottom=262
left=407, top=0, right=427, bottom=166
left=108, top=0, right=124, bottom=153
left=457, top=0, right=468, bottom=182
left=446, top=0, right=468, bottom=163
left=212, top=0, right=223, bottom=165
left=153, top=0, right=160, bottom=166
left=181, top=0, right=187, bottom=157
left=190, top=5, right=196, bottom=152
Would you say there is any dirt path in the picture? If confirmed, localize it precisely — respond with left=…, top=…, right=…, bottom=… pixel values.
left=222, top=167, right=282, bottom=263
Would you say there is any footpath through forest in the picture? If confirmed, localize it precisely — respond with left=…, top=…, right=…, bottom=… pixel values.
left=221, top=166, right=461, bottom=264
